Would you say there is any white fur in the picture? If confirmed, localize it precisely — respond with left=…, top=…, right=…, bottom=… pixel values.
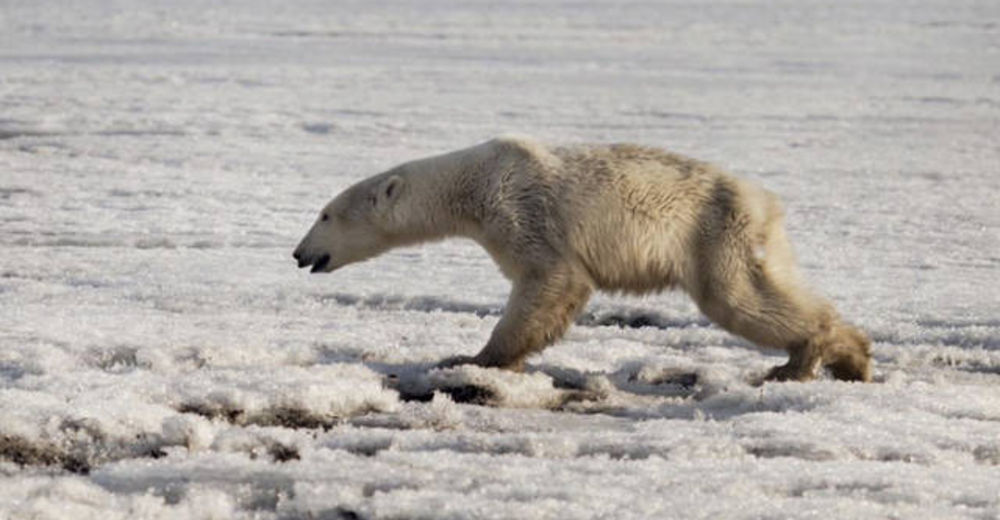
left=294, top=137, right=871, bottom=382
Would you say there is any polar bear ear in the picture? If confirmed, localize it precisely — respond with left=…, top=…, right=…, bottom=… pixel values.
left=375, top=175, right=404, bottom=207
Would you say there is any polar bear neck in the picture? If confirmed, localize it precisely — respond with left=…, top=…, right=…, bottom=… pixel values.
left=382, top=145, right=488, bottom=246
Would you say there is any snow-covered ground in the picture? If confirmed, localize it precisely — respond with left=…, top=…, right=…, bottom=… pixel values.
left=2, top=0, right=999, bottom=518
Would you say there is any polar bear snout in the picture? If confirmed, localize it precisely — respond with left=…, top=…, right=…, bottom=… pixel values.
left=292, top=244, right=332, bottom=273
left=293, top=250, right=331, bottom=273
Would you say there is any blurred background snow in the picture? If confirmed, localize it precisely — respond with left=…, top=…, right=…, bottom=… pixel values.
left=1, top=0, right=998, bottom=518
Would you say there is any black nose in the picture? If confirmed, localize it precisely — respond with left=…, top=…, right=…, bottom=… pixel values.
left=293, top=250, right=311, bottom=268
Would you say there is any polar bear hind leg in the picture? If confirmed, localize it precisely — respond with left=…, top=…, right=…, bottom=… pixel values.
left=689, top=181, right=871, bottom=382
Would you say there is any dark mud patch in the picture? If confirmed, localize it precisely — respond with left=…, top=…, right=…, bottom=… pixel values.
left=392, top=380, right=497, bottom=406
left=278, top=506, right=368, bottom=520
left=973, top=445, right=1000, bottom=465
left=318, top=292, right=501, bottom=319
left=177, top=403, right=349, bottom=431
left=267, top=443, right=301, bottom=463
left=0, top=187, right=42, bottom=199
left=385, top=366, right=602, bottom=410
left=578, top=311, right=710, bottom=330
left=1, top=435, right=91, bottom=474
left=87, top=345, right=143, bottom=372
left=0, top=130, right=59, bottom=141
left=438, top=384, right=496, bottom=405
left=629, top=369, right=699, bottom=389
left=0, top=429, right=172, bottom=474
left=929, top=355, right=1000, bottom=376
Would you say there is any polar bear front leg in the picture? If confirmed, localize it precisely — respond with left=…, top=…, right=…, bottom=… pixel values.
left=442, top=264, right=593, bottom=371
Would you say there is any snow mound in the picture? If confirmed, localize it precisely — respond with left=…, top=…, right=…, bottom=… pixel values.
left=0, top=364, right=397, bottom=474
left=393, top=365, right=595, bottom=409
left=172, top=364, right=399, bottom=428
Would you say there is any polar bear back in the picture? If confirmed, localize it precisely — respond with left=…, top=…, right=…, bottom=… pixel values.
left=466, top=138, right=777, bottom=296
left=554, top=144, right=722, bottom=293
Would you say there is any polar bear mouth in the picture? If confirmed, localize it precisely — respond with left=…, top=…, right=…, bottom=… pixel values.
left=310, top=254, right=331, bottom=273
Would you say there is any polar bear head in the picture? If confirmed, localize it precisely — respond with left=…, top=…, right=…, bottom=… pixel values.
left=293, top=173, right=405, bottom=273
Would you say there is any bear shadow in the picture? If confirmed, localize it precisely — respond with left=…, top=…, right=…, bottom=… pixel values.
left=314, top=291, right=712, bottom=331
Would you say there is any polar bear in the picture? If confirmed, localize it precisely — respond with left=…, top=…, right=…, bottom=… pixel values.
left=293, top=137, right=871, bottom=382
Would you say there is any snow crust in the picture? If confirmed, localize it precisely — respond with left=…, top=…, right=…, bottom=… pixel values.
left=1, top=0, right=998, bottom=518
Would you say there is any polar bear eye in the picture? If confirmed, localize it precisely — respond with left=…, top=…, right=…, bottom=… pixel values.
left=321, top=213, right=329, bottom=222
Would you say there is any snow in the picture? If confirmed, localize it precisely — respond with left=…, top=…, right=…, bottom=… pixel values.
left=1, top=0, right=999, bottom=518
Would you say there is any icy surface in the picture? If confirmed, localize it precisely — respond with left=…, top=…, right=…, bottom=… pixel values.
left=2, top=0, right=999, bottom=518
